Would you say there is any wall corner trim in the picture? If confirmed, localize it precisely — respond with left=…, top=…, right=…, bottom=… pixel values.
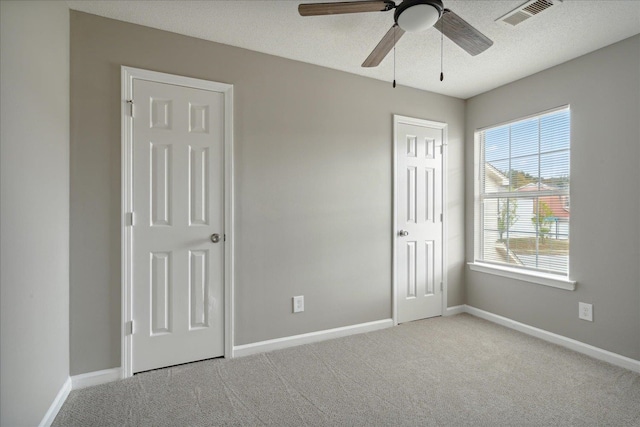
left=464, top=305, right=640, bottom=373
left=444, top=305, right=466, bottom=316
left=39, top=377, right=72, bottom=427
left=233, top=319, right=394, bottom=358
left=71, top=367, right=123, bottom=390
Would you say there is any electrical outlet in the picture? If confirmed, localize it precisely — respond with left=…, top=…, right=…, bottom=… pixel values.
left=579, top=302, right=593, bottom=322
left=293, top=296, right=304, bottom=313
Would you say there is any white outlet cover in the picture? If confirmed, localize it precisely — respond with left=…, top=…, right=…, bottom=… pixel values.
left=579, top=302, right=593, bottom=322
left=293, top=296, right=304, bottom=313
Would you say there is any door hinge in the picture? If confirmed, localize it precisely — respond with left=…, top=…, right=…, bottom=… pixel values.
left=224, top=234, right=226, bottom=242
left=440, top=144, right=443, bottom=154
left=125, top=320, right=134, bottom=335
left=126, top=100, right=133, bottom=117
left=440, top=213, right=443, bottom=222
left=126, top=212, right=134, bottom=226
left=440, top=282, right=443, bottom=292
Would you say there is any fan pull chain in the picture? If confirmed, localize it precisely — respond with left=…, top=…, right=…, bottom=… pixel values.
left=393, top=25, right=397, bottom=88
left=440, top=18, right=444, bottom=82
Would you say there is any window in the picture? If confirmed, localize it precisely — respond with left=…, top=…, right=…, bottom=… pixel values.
left=474, top=107, right=570, bottom=279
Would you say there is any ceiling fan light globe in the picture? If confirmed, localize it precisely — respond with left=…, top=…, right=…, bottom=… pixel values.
left=397, top=3, right=441, bottom=33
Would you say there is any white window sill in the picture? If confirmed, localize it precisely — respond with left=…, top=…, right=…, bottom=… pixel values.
left=468, top=262, right=576, bottom=291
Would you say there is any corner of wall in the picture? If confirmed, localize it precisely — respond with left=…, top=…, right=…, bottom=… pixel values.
left=1, top=1, right=71, bottom=425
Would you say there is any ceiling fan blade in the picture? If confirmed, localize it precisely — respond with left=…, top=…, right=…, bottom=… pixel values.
left=299, top=1, right=394, bottom=16
left=435, top=9, right=493, bottom=56
left=362, top=25, right=405, bottom=67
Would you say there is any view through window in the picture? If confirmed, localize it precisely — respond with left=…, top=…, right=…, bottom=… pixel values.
left=477, top=107, right=570, bottom=275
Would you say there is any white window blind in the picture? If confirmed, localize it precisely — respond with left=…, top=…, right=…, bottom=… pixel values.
left=477, top=107, right=570, bottom=275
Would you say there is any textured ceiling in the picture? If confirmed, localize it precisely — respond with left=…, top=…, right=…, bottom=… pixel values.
left=67, top=0, right=640, bottom=99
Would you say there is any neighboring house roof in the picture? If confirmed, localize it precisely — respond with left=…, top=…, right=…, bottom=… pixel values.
left=516, top=183, right=570, bottom=219
left=516, top=182, right=554, bottom=192
left=485, top=163, right=509, bottom=186
left=540, top=196, right=570, bottom=219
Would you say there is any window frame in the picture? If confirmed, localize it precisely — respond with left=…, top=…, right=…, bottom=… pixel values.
left=469, top=105, right=576, bottom=291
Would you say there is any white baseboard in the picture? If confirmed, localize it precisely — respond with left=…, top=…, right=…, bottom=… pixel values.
left=464, top=305, right=640, bottom=373
left=63, top=306, right=638, bottom=398
left=39, top=376, right=71, bottom=427
left=233, top=318, right=393, bottom=358
left=71, top=367, right=123, bottom=390
left=444, top=305, right=466, bottom=316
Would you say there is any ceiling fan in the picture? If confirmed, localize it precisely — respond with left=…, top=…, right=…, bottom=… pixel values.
left=298, top=0, right=493, bottom=68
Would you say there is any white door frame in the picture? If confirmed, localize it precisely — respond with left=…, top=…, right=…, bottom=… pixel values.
left=392, top=115, right=448, bottom=326
left=121, top=66, right=234, bottom=378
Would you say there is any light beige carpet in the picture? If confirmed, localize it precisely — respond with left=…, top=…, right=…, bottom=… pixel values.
left=54, top=314, right=640, bottom=426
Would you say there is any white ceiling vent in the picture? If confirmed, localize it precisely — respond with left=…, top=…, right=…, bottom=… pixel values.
left=497, top=0, right=561, bottom=26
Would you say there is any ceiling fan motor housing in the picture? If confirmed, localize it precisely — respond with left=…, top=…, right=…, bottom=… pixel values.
left=395, top=0, right=444, bottom=32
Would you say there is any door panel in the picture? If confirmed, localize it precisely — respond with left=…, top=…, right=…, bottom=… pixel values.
left=396, top=120, right=443, bottom=323
left=132, top=79, right=224, bottom=373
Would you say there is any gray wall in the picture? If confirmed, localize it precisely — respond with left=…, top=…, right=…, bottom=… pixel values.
left=0, top=1, right=70, bottom=425
left=70, top=12, right=466, bottom=375
left=465, top=35, right=640, bottom=360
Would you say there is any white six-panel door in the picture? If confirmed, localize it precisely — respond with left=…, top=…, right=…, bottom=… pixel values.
left=395, top=117, right=444, bottom=324
left=132, top=79, right=225, bottom=373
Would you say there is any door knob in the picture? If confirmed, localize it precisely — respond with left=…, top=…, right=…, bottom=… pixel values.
left=399, top=230, right=409, bottom=237
left=210, top=233, right=221, bottom=243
